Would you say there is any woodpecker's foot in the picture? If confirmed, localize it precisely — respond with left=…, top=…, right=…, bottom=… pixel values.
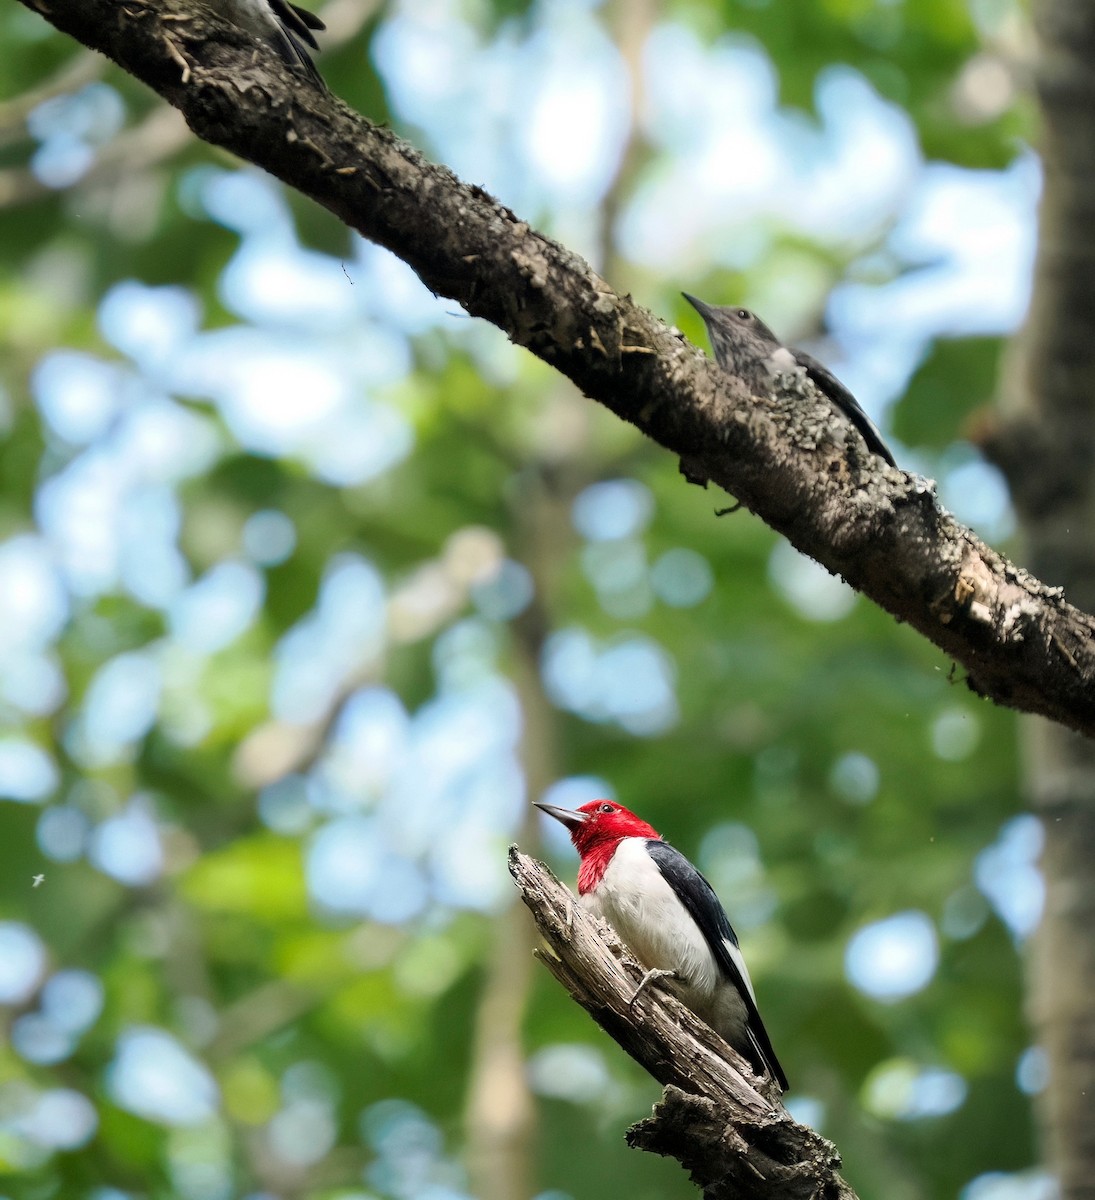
left=628, top=967, right=679, bottom=1016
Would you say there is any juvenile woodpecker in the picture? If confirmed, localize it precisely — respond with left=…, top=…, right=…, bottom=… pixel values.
left=535, top=799, right=788, bottom=1093
left=683, top=292, right=897, bottom=469
left=219, top=0, right=325, bottom=82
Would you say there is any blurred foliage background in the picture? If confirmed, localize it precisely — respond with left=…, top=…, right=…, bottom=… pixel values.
left=0, top=0, right=1049, bottom=1198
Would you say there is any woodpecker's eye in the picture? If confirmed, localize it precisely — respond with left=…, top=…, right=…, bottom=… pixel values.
left=598, top=803, right=615, bottom=814
left=736, top=309, right=751, bottom=322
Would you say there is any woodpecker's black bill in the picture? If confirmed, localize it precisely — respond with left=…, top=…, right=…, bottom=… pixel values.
left=533, top=802, right=588, bottom=831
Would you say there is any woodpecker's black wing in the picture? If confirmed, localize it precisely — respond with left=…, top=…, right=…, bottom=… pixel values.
left=791, top=349, right=897, bottom=468
left=645, top=839, right=788, bottom=1092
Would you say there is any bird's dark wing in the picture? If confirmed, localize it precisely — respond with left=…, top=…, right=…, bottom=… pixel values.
left=264, top=0, right=325, bottom=81
left=792, top=350, right=897, bottom=468
left=268, top=0, right=323, bottom=47
left=645, top=840, right=788, bottom=1092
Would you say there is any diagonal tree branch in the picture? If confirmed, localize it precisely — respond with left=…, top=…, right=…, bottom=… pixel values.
left=16, top=0, right=1095, bottom=737
left=509, top=847, right=856, bottom=1200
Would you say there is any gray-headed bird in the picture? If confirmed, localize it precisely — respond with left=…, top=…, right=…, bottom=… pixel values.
left=684, top=292, right=897, bottom=469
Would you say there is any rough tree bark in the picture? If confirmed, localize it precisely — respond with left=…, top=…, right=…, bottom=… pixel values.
left=16, top=0, right=1095, bottom=738
left=985, top=0, right=1095, bottom=1192
left=508, top=848, right=855, bottom=1200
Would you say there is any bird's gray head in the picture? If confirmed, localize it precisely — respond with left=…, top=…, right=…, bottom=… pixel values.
left=683, top=293, right=778, bottom=342
left=682, top=292, right=899, bottom=468
left=682, top=293, right=781, bottom=374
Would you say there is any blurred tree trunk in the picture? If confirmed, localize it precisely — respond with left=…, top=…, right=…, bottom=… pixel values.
left=990, top=0, right=1095, bottom=1191
left=462, top=475, right=566, bottom=1200
left=463, top=0, right=659, bottom=1188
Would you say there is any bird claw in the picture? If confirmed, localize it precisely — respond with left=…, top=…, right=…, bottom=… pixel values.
left=628, top=967, right=679, bottom=1017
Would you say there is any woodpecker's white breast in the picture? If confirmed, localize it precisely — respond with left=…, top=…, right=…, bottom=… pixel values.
left=581, top=838, right=752, bottom=1044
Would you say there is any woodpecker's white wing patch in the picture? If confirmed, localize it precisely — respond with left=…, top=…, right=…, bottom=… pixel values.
left=722, top=936, right=757, bottom=1003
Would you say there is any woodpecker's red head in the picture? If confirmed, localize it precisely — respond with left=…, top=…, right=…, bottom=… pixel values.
left=534, top=800, right=661, bottom=893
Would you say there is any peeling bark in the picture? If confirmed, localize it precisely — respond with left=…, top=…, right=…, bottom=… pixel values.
left=509, top=848, right=856, bottom=1200
left=16, top=0, right=1095, bottom=738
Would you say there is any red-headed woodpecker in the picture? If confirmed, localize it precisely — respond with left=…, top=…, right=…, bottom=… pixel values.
left=535, top=798, right=788, bottom=1093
